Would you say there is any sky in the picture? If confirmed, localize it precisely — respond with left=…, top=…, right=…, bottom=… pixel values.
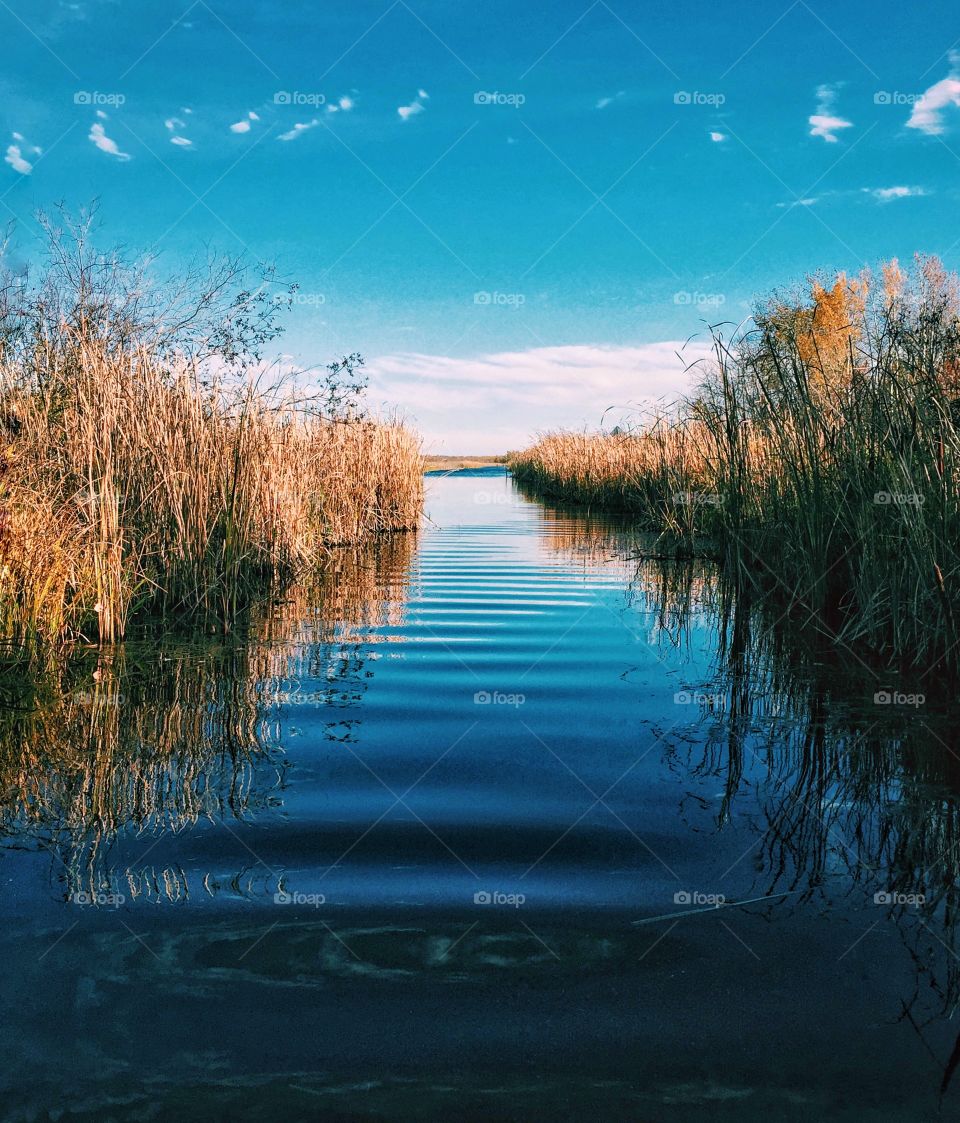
left=1, top=0, right=959, bottom=451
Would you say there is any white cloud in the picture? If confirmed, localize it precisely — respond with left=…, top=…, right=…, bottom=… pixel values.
left=165, top=116, right=185, bottom=131
left=709, top=131, right=728, bottom=142
left=278, top=119, right=320, bottom=141
left=809, top=83, right=852, bottom=142
left=230, top=111, right=260, bottom=133
left=907, top=62, right=960, bottom=135
left=89, top=121, right=130, bottom=161
left=398, top=89, right=428, bottom=121
left=4, top=143, right=32, bottom=175
left=170, top=136, right=192, bottom=147
left=776, top=197, right=820, bottom=208
left=865, top=185, right=928, bottom=201
left=327, top=94, right=355, bottom=114
left=366, top=342, right=711, bottom=453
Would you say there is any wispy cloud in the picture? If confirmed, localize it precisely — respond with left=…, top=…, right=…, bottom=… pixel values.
left=278, top=119, right=320, bottom=142
left=595, top=91, right=625, bottom=110
left=809, top=83, right=853, bottom=143
left=864, top=185, right=929, bottom=202
left=230, top=110, right=260, bottom=134
left=907, top=55, right=960, bottom=135
left=398, top=88, right=428, bottom=121
left=89, top=119, right=130, bottom=161
left=709, top=131, right=728, bottom=142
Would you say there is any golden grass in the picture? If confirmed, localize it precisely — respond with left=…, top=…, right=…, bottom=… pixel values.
left=512, top=255, right=960, bottom=669
left=0, top=219, right=423, bottom=657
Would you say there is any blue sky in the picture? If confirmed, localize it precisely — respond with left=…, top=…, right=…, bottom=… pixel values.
left=2, top=0, right=959, bottom=450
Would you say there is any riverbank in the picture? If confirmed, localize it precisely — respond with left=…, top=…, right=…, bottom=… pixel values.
left=0, top=219, right=423, bottom=659
left=511, top=257, right=960, bottom=671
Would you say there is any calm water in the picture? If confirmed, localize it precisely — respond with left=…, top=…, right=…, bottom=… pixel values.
left=1, top=468, right=959, bottom=1121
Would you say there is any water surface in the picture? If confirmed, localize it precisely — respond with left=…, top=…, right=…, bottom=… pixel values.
left=1, top=468, right=958, bottom=1121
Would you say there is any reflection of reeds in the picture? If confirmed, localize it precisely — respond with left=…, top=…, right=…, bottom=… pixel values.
left=0, top=532, right=415, bottom=901
left=541, top=499, right=960, bottom=1083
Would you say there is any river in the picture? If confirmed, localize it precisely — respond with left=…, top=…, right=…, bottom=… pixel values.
left=0, top=467, right=957, bottom=1121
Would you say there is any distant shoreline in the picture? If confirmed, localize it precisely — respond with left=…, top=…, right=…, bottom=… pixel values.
left=423, top=455, right=509, bottom=473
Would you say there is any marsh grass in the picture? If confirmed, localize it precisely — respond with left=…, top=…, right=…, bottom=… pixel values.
left=0, top=214, right=422, bottom=658
left=512, top=256, right=960, bottom=669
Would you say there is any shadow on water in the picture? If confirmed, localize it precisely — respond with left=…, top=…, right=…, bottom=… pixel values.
left=2, top=471, right=960, bottom=1119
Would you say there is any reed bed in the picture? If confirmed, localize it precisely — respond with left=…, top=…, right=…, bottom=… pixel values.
left=512, top=256, right=960, bottom=669
left=0, top=217, right=423, bottom=657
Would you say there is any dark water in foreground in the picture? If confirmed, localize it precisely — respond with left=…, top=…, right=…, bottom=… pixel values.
left=1, top=468, right=960, bottom=1120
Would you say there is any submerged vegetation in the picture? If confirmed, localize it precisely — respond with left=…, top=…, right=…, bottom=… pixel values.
left=0, top=213, right=422, bottom=659
left=512, top=255, right=960, bottom=670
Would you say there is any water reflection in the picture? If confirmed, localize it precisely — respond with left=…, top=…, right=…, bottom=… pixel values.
left=0, top=536, right=414, bottom=904
left=2, top=473, right=960, bottom=1118
left=529, top=490, right=960, bottom=1103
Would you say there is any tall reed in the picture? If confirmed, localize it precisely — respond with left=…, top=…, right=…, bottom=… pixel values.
left=512, top=256, right=960, bottom=670
left=0, top=213, right=422, bottom=657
